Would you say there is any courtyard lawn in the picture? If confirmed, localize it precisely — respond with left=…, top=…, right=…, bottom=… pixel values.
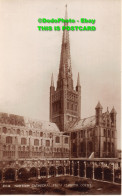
left=0, top=175, right=121, bottom=195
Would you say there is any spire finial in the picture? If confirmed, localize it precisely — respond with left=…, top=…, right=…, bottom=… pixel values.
left=51, top=73, right=54, bottom=87
left=65, top=4, right=68, bottom=20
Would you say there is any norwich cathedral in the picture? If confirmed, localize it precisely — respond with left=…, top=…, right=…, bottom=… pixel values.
left=0, top=6, right=120, bottom=183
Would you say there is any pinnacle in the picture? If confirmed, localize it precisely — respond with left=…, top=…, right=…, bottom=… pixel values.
left=77, top=72, right=80, bottom=86
left=110, top=106, right=117, bottom=114
left=95, top=101, right=103, bottom=109
left=51, top=73, right=54, bottom=87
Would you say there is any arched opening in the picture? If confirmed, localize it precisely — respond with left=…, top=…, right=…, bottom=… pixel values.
left=4, top=168, right=15, bottom=181
left=86, top=165, right=93, bottom=179
left=18, top=168, right=29, bottom=180
left=79, top=161, right=85, bottom=177
left=49, top=166, right=56, bottom=177
left=70, top=161, right=73, bottom=175
left=29, top=167, right=38, bottom=178
left=40, top=167, right=47, bottom=177
left=66, top=166, right=70, bottom=175
left=94, top=167, right=102, bottom=180
left=115, top=169, right=121, bottom=183
left=74, top=161, right=78, bottom=176
left=58, top=166, right=64, bottom=175
left=0, top=170, right=2, bottom=181
left=104, top=168, right=112, bottom=181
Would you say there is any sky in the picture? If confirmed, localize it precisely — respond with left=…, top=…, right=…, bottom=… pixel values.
left=0, top=0, right=121, bottom=149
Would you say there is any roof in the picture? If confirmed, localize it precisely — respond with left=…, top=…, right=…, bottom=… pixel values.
left=0, top=112, right=60, bottom=133
left=24, top=117, right=60, bottom=132
left=68, top=116, right=96, bottom=132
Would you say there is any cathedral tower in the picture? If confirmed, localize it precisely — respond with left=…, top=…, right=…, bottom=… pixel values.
left=50, top=6, right=81, bottom=131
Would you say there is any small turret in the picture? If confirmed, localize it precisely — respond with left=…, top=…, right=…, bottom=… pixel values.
left=110, top=106, right=117, bottom=127
left=95, top=101, right=103, bottom=125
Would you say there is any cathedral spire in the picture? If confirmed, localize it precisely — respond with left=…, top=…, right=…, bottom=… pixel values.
left=57, top=5, right=73, bottom=89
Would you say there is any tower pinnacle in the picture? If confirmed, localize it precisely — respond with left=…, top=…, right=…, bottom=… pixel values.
left=51, top=73, right=54, bottom=87
left=77, top=72, right=80, bottom=86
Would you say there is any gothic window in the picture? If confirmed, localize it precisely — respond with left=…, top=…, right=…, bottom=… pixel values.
left=88, top=142, right=93, bottom=152
left=112, top=143, right=114, bottom=152
left=21, top=138, right=26, bottom=145
left=17, top=129, right=20, bottom=135
left=29, top=130, right=32, bottom=135
left=34, top=139, right=39, bottom=146
left=104, top=129, right=106, bottom=137
left=112, top=131, right=114, bottom=138
left=80, top=142, right=84, bottom=152
left=84, top=130, right=85, bottom=137
left=90, top=130, right=93, bottom=137
left=108, top=130, right=110, bottom=137
left=72, top=143, right=77, bottom=153
left=81, top=130, right=83, bottom=137
left=71, top=132, right=77, bottom=139
left=64, top=137, right=68, bottom=144
left=104, top=142, right=106, bottom=152
left=46, top=140, right=50, bottom=147
left=3, top=127, right=7, bottom=134
left=55, top=136, right=60, bottom=143
left=18, top=146, right=21, bottom=151
left=6, top=136, right=12, bottom=144
left=108, top=142, right=110, bottom=152
left=3, top=145, right=6, bottom=150
left=107, top=119, right=109, bottom=127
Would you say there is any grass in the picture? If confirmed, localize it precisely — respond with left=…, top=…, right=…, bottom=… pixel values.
left=0, top=175, right=121, bottom=195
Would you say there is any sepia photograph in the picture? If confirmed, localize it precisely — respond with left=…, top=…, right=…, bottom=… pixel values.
left=0, top=0, right=121, bottom=195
